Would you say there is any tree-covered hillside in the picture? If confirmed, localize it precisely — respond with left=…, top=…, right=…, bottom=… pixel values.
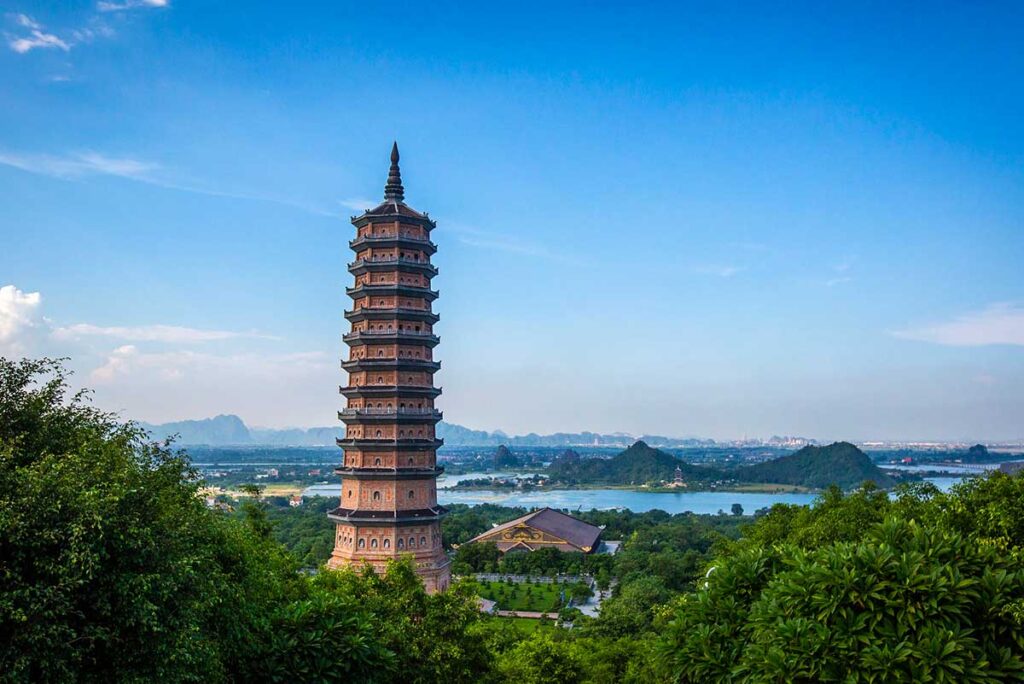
left=734, top=441, right=896, bottom=489
left=547, top=440, right=720, bottom=485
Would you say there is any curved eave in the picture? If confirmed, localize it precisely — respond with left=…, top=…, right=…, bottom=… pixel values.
left=338, top=410, right=443, bottom=424
left=346, top=285, right=439, bottom=302
left=348, top=260, right=439, bottom=277
left=337, top=438, right=444, bottom=450
left=345, top=309, right=439, bottom=324
left=349, top=236, right=437, bottom=256
left=333, top=466, right=445, bottom=479
left=343, top=332, right=440, bottom=348
left=328, top=505, right=449, bottom=525
left=340, top=385, right=442, bottom=399
left=350, top=211, right=436, bottom=231
left=341, top=359, right=441, bottom=372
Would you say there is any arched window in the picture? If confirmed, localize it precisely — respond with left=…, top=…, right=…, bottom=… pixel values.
left=347, top=489, right=353, bottom=498
left=408, top=457, right=415, bottom=465
left=420, top=536, right=427, bottom=547
left=383, top=539, right=391, bottom=549
left=371, top=538, right=378, bottom=549
left=409, top=537, right=416, bottom=548
left=375, top=430, right=382, bottom=438
left=408, top=490, right=415, bottom=500
left=397, top=539, right=404, bottom=549
left=358, top=538, right=365, bottom=549
left=374, top=457, right=381, bottom=466
left=373, top=491, right=381, bottom=501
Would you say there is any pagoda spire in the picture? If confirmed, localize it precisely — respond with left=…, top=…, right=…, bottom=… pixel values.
left=384, top=141, right=404, bottom=202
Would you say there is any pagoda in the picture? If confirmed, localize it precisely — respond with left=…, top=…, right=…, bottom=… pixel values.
left=326, top=143, right=451, bottom=593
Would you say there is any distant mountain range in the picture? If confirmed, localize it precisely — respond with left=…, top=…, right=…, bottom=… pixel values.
left=138, top=414, right=744, bottom=448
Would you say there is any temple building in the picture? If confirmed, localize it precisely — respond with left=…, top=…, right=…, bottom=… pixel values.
left=466, top=508, right=603, bottom=554
left=326, top=143, right=451, bottom=593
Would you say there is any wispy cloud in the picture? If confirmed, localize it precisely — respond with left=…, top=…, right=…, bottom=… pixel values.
left=7, top=14, right=70, bottom=53
left=7, top=4, right=157, bottom=55
left=729, top=241, right=775, bottom=254
left=447, top=224, right=586, bottom=265
left=0, top=149, right=338, bottom=217
left=97, top=0, right=168, bottom=11
left=694, top=265, right=743, bottom=278
left=826, top=276, right=852, bottom=287
left=53, top=323, right=278, bottom=344
left=893, top=303, right=1024, bottom=347
left=339, top=197, right=378, bottom=212
left=0, top=150, right=157, bottom=179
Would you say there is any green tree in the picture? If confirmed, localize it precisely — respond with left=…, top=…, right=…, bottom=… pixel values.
left=0, top=358, right=302, bottom=682
left=655, top=518, right=1024, bottom=683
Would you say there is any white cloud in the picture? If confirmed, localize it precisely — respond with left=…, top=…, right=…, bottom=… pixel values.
left=0, top=285, right=44, bottom=356
left=9, top=27, right=70, bottom=54
left=339, top=197, right=378, bottom=212
left=694, top=265, right=742, bottom=278
left=53, top=323, right=278, bottom=344
left=0, top=284, right=334, bottom=426
left=14, top=14, right=41, bottom=29
left=0, top=150, right=157, bottom=179
left=893, top=303, right=1024, bottom=347
left=826, top=276, right=852, bottom=287
left=97, top=0, right=168, bottom=11
left=447, top=224, right=585, bottom=265
left=0, top=149, right=337, bottom=217
left=88, top=347, right=336, bottom=426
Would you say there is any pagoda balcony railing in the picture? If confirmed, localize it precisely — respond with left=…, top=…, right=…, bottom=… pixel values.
left=346, top=284, right=439, bottom=299
left=344, top=330, right=439, bottom=342
left=346, top=306, right=431, bottom=314
left=348, top=257, right=437, bottom=269
left=340, top=408, right=442, bottom=417
left=350, top=234, right=437, bottom=250
left=345, top=307, right=438, bottom=319
left=341, top=358, right=441, bottom=371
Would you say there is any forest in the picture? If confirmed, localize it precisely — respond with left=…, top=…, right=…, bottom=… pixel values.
left=3, top=357, right=1024, bottom=683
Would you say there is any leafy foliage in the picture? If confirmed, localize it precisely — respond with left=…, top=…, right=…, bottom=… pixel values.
left=654, top=481, right=1024, bottom=683
left=0, top=358, right=486, bottom=683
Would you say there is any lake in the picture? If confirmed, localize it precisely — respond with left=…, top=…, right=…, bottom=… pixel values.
left=303, top=474, right=967, bottom=514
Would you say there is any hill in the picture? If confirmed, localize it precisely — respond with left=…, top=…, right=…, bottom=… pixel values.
left=734, top=441, right=896, bottom=489
left=548, top=440, right=721, bottom=484
left=140, top=414, right=252, bottom=445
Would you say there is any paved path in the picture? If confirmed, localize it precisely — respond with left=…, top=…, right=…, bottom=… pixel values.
left=493, top=610, right=560, bottom=619
left=575, top=585, right=614, bottom=618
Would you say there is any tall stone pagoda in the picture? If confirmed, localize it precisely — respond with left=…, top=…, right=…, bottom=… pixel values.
left=327, top=143, right=451, bottom=593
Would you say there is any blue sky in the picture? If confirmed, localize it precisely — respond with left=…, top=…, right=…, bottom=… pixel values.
left=1, top=1, right=1023, bottom=441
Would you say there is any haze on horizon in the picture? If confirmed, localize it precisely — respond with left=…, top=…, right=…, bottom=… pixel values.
left=1, top=2, right=1022, bottom=443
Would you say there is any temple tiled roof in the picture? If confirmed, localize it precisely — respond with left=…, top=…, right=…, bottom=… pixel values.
left=471, top=507, right=602, bottom=552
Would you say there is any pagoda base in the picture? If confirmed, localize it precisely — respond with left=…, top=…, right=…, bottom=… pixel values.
left=326, top=553, right=451, bottom=594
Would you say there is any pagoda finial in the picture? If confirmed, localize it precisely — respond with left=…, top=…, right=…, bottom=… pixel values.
left=384, top=141, right=404, bottom=202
